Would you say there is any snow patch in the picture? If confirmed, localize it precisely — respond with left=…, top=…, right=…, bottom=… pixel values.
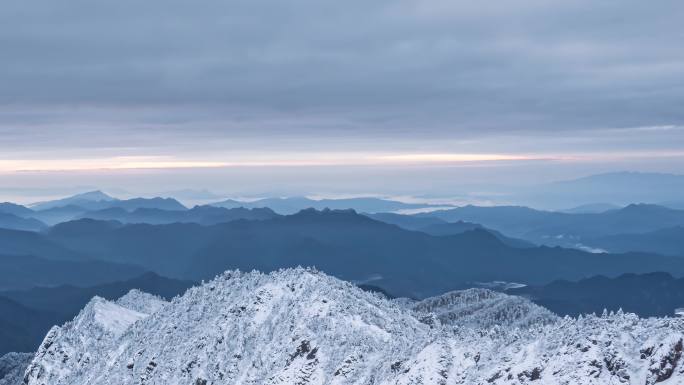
left=93, top=300, right=147, bottom=337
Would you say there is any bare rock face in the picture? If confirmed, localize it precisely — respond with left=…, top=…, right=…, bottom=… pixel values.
left=24, top=268, right=684, bottom=385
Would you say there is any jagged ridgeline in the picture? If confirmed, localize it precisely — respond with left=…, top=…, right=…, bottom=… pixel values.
left=23, top=269, right=684, bottom=385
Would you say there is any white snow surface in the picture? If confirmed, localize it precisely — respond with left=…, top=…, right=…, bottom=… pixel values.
left=24, top=290, right=167, bottom=385
left=0, top=352, right=32, bottom=385
left=92, top=300, right=147, bottom=337
left=412, top=288, right=558, bottom=329
left=115, top=289, right=167, bottom=314
left=24, top=268, right=684, bottom=385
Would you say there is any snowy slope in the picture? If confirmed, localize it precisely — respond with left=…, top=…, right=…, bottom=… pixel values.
left=412, top=288, right=558, bottom=329
left=25, top=268, right=684, bottom=385
left=114, top=289, right=167, bottom=314
left=24, top=291, right=166, bottom=385
left=0, top=353, right=32, bottom=385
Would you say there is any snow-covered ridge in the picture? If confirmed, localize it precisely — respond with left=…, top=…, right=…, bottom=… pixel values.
left=23, top=268, right=684, bottom=385
left=412, top=288, right=558, bottom=329
left=115, top=289, right=167, bottom=314
left=24, top=290, right=169, bottom=385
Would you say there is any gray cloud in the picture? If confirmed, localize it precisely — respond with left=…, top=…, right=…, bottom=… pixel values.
left=1, top=0, right=684, bottom=198
left=2, top=0, right=683, bottom=131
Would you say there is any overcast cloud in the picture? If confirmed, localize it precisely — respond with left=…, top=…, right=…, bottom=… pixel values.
left=0, top=0, right=683, bottom=195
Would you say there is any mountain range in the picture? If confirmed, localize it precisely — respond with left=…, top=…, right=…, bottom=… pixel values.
left=581, top=226, right=684, bottom=256
left=560, top=202, right=623, bottom=214
left=0, top=199, right=277, bottom=230
left=211, top=196, right=452, bottom=214
left=514, top=171, right=684, bottom=208
left=368, top=213, right=535, bottom=248
left=415, top=203, right=684, bottom=251
left=0, top=213, right=46, bottom=232
left=509, top=272, right=684, bottom=317
left=4, top=189, right=684, bottom=260
left=0, top=191, right=447, bottom=228
left=4, top=184, right=684, bottom=384
left=29, top=191, right=185, bottom=212
left=0, top=209, right=678, bottom=299
left=21, top=268, right=684, bottom=385
left=7, top=171, right=684, bottom=214
left=0, top=296, right=55, bottom=355
left=0, top=254, right=145, bottom=291
left=74, top=205, right=277, bottom=225
left=2, top=190, right=684, bottom=297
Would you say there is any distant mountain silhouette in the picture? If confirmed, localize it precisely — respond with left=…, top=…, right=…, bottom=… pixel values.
left=29, top=192, right=187, bottom=224
left=660, top=200, right=684, bottom=210
left=417, top=222, right=535, bottom=248
left=508, top=272, right=684, bottom=317
left=0, top=272, right=193, bottom=355
left=561, top=203, right=622, bottom=214
left=211, top=196, right=450, bottom=214
left=109, top=197, right=187, bottom=211
left=417, top=220, right=484, bottom=235
left=1, top=272, right=194, bottom=318
left=50, top=218, right=123, bottom=235
left=47, top=220, right=218, bottom=277
left=365, top=212, right=447, bottom=229
left=78, top=206, right=277, bottom=225
left=157, top=189, right=224, bottom=201
left=416, top=205, right=555, bottom=241
left=0, top=202, right=34, bottom=217
left=0, top=228, right=87, bottom=261
left=68, top=190, right=115, bottom=201
left=417, top=203, right=684, bottom=246
left=518, top=172, right=684, bottom=208
left=0, top=254, right=145, bottom=290
left=0, top=213, right=46, bottom=232
left=29, top=190, right=115, bottom=211
left=367, top=212, right=533, bottom=248
left=0, top=296, right=56, bottom=355
left=37, top=209, right=684, bottom=298
left=582, top=226, right=684, bottom=256
left=28, top=205, right=89, bottom=226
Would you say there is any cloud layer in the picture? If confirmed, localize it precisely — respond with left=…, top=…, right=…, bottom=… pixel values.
left=1, top=0, right=683, bottom=193
left=3, top=1, right=684, bottom=127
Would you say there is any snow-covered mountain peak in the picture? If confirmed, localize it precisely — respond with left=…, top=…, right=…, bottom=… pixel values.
left=24, top=292, right=168, bottom=385
left=92, top=299, right=147, bottom=336
left=115, top=289, right=168, bottom=314
left=23, top=268, right=684, bottom=385
left=67, top=295, right=152, bottom=338
left=25, top=268, right=434, bottom=385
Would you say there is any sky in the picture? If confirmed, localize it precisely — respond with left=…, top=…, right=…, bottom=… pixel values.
left=1, top=0, right=684, bottom=201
